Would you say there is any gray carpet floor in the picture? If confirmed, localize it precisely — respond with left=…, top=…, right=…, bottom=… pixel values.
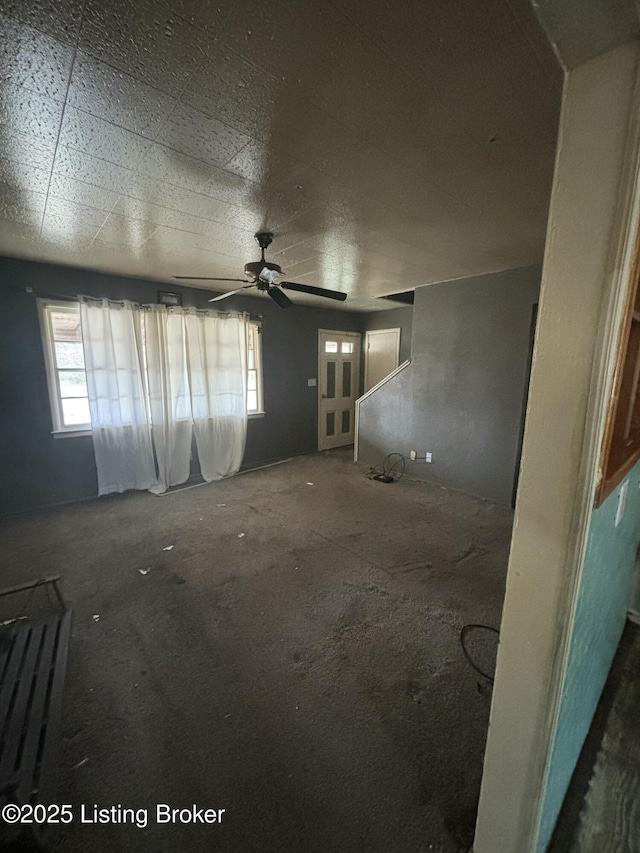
left=0, top=449, right=513, bottom=853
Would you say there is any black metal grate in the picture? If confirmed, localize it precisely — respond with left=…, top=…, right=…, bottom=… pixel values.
left=0, top=609, right=71, bottom=807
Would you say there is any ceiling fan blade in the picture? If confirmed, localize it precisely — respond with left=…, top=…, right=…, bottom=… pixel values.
left=174, top=277, right=250, bottom=282
left=280, top=281, right=347, bottom=301
left=209, top=284, right=257, bottom=302
left=267, top=286, right=292, bottom=309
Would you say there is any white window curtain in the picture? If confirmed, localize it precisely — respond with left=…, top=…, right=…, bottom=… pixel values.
left=81, top=300, right=248, bottom=496
left=80, top=298, right=158, bottom=496
left=185, top=311, right=248, bottom=482
left=144, top=306, right=193, bottom=494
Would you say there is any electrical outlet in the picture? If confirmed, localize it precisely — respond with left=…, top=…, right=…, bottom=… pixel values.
left=410, top=450, right=417, bottom=461
left=426, top=452, right=433, bottom=463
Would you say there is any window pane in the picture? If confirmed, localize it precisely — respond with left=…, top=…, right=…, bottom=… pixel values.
left=62, top=397, right=90, bottom=426
left=326, top=361, right=336, bottom=398
left=246, top=324, right=261, bottom=413
left=325, top=341, right=338, bottom=353
left=59, top=370, right=88, bottom=398
left=247, top=328, right=256, bottom=369
left=341, top=342, right=354, bottom=353
left=342, top=410, right=350, bottom=433
left=342, top=361, right=351, bottom=397
left=55, top=341, right=85, bottom=368
left=326, top=412, right=335, bottom=436
left=51, top=310, right=81, bottom=342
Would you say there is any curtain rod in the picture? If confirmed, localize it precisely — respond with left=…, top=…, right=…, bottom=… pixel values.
left=14, top=287, right=257, bottom=319
left=82, top=295, right=126, bottom=306
left=11, top=286, right=77, bottom=303
left=10, top=287, right=127, bottom=307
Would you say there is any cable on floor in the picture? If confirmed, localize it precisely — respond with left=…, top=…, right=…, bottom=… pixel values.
left=367, top=452, right=407, bottom=483
left=460, top=623, right=499, bottom=685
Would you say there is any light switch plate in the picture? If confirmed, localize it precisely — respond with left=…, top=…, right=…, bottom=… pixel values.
left=308, top=378, right=317, bottom=387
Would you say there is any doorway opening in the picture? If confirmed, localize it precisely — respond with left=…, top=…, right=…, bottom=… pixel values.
left=364, top=328, right=401, bottom=393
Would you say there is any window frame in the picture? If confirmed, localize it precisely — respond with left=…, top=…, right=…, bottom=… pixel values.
left=37, top=298, right=92, bottom=437
left=247, top=321, right=265, bottom=418
left=596, top=224, right=640, bottom=504
left=38, top=301, right=265, bottom=435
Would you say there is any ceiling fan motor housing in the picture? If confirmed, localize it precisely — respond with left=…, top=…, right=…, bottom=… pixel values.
left=245, top=259, right=283, bottom=285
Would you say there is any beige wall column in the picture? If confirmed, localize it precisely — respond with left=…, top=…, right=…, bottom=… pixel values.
left=474, top=41, right=640, bottom=853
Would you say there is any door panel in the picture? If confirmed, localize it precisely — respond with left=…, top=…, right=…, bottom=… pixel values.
left=364, top=328, right=400, bottom=392
left=318, top=330, right=361, bottom=450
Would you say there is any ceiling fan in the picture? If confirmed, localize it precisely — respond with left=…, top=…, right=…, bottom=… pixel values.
left=174, top=232, right=347, bottom=309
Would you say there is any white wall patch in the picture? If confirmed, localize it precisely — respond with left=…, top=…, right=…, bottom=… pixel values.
left=615, top=479, right=629, bottom=527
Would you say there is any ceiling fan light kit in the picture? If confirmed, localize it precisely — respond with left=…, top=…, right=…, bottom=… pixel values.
left=174, top=232, right=347, bottom=309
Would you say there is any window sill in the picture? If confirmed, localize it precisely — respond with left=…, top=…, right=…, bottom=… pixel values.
left=52, top=416, right=265, bottom=437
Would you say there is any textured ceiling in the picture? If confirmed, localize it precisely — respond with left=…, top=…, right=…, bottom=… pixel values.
left=0, top=0, right=562, bottom=310
left=531, top=0, right=639, bottom=70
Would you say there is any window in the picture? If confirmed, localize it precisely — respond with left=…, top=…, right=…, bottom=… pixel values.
left=38, top=301, right=91, bottom=433
left=326, top=340, right=353, bottom=354
left=246, top=322, right=264, bottom=415
left=39, top=301, right=264, bottom=434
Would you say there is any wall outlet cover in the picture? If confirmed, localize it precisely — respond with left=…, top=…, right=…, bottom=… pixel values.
left=308, top=378, right=317, bottom=387
left=410, top=450, right=417, bottom=461
left=426, top=452, right=433, bottom=463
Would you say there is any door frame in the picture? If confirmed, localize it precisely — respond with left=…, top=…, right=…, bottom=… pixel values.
left=317, top=329, right=361, bottom=451
left=474, top=47, right=640, bottom=853
left=511, top=304, right=538, bottom=508
left=364, top=327, right=401, bottom=393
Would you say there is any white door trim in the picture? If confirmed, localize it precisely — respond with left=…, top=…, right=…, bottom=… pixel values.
left=474, top=45, right=640, bottom=853
left=531, top=55, right=640, bottom=850
left=317, top=329, right=361, bottom=451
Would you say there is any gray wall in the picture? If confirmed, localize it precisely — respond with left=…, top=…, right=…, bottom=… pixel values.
left=358, top=266, right=540, bottom=504
left=0, top=256, right=365, bottom=515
